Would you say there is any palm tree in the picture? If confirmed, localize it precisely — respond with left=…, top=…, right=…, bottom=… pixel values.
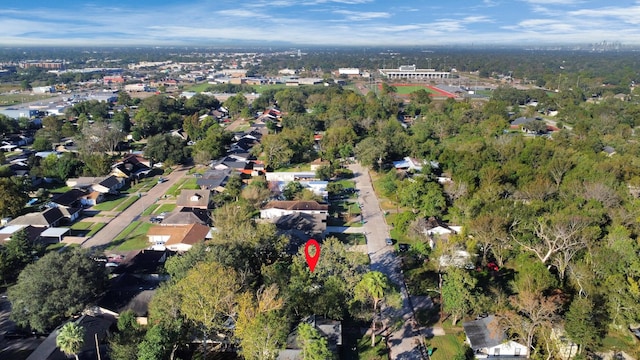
left=56, top=322, right=85, bottom=360
left=355, top=271, right=390, bottom=347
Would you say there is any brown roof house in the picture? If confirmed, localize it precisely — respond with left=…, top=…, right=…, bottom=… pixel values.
left=176, top=190, right=211, bottom=210
left=147, top=223, right=210, bottom=252
left=111, top=154, right=152, bottom=179
left=260, top=200, right=329, bottom=219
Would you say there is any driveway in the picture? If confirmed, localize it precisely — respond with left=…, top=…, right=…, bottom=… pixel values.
left=81, top=166, right=190, bottom=249
left=348, top=163, right=428, bottom=359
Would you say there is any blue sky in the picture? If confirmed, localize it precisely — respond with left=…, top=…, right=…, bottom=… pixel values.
left=1, top=0, right=639, bottom=46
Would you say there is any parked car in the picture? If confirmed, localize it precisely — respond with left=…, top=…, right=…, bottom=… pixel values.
left=385, top=238, right=394, bottom=246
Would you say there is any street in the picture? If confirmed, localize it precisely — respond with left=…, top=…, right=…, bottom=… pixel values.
left=81, top=166, right=190, bottom=249
left=348, top=163, right=428, bottom=359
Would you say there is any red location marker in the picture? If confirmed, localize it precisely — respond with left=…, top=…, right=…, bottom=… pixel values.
left=304, top=239, right=321, bottom=272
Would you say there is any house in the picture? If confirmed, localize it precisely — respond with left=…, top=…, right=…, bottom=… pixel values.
left=94, top=272, right=161, bottom=325
left=278, top=316, right=342, bottom=360
left=265, top=172, right=317, bottom=182
left=111, top=249, right=170, bottom=275
left=91, top=175, right=125, bottom=194
left=310, top=158, right=330, bottom=171
left=419, top=216, right=462, bottom=248
left=9, top=207, right=66, bottom=228
left=0, top=225, right=46, bottom=244
left=392, top=156, right=431, bottom=172
left=463, top=315, right=529, bottom=358
left=176, top=190, right=211, bottom=210
left=111, top=154, right=152, bottom=179
left=50, top=189, right=86, bottom=208
left=197, top=168, right=231, bottom=191
left=273, top=213, right=327, bottom=251
left=26, top=315, right=114, bottom=360
left=602, top=146, right=616, bottom=156
left=261, top=201, right=329, bottom=219
left=146, top=223, right=210, bottom=251
left=39, top=227, right=71, bottom=243
left=162, top=208, right=210, bottom=226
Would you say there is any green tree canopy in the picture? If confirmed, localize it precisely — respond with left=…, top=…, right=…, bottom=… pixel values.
left=9, top=249, right=107, bottom=332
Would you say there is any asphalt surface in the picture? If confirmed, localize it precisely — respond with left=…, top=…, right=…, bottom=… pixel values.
left=81, top=166, right=190, bottom=249
left=349, top=163, right=428, bottom=360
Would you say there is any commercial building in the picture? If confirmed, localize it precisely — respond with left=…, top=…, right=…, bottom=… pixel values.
left=378, top=65, right=451, bottom=80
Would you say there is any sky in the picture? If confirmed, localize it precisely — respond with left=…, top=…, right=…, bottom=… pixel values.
left=0, top=0, right=639, bottom=47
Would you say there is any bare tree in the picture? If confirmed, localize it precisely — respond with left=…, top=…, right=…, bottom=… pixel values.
left=519, top=215, right=589, bottom=264
left=500, top=291, right=560, bottom=356
left=582, top=181, right=620, bottom=208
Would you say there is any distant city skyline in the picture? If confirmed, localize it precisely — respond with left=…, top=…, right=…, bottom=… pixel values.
left=1, top=0, right=639, bottom=47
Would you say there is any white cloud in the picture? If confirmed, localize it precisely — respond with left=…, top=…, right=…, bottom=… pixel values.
left=333, top=10, right=391, bottom=21
left=523, top=0, right=583, bottom=4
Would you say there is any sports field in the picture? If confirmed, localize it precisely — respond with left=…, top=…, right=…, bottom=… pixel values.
left=378, top=83, right=456, bottom=98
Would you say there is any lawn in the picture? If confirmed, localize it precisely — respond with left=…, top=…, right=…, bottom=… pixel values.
left=0, top=93, right=56, bottom=106
left=114, top=195, right=138, bottom=212
left=274, top=163, right=312, bottom=172
left=155, top=203, right=176, bottom=214
left=180, top=177, right=200, bottom=190
left=166, top=178, right=188, bottom=196
left=427, top=333, right=466, bottom=360
left=334, top=179, right=356, bottom=189
left=252, top=84, right=287, bottom=93
left=186, top=83, right=211, bottom=92
left=357, top=335, right=389, bottom=360
left=87, top=223, right=105, bottom=237
left=93, top=196, right=128, bottom=211
left=70, top=221, right=94, bottom=230
left=142, top=204, right=159, bottom=216
left=70, top=221, right=105, bottom=237
left=329, top=232, right=366, bottom=245
left=602, top=328, right=640, bottom=358
left=108, top=221, right=152, bottom=251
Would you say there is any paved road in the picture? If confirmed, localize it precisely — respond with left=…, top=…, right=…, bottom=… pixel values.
left=348, top=163, right=428, bottom=360
left=81, top=166, right=190, bottom=249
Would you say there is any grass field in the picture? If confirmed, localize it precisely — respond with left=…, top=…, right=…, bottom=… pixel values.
left=356, top=335, right=389, bottom=360
left=108, top=221, right=152, bottom=251
left=0, top=93, right=56, bottom=106
left=155, top=203, right=176, bottom=214
left=142, top=204, right=159, bottom=216
left=93, top=196, right=128, bottom=211
left=114, top=195, right=138, bottom=212
left=390, top=84, right=439, bottom=95
left=329, top=232, right=366, bottom=245
left=428, top=333, right=466, bottom=360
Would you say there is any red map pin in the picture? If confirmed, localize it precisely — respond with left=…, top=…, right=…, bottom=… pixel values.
left=304, top=239, right=321, bottom=272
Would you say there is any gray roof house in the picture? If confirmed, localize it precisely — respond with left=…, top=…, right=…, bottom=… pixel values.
left=463, top=315, right=529, bottom=358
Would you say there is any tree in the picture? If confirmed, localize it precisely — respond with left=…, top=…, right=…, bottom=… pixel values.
left=9, top=250, right=107, bottom=332
left=297, top=323, right=334, bottom=360
left=193, top=124, right=233, bottom=163
left=32, top=136, right=53, bottom=151
left=0, top=178, right=28, bottom=218
left=0, top=229, right=39, bottom=284
left=354, top=271, right=391, bottom=347
left=109, top=310, right=145, bottom=360
left=177, top=261, right=240, bottom=357
left=283, top=181, right=304, bottom=200
left=56, top=322, right=85, bottom=360
left=501, top=290, right=560, bottom=355
left=564, top=296, right=601, bottom=354
left=145, top=133, right=189, bottom=165
left=235, top=285, right=288, bottom=360
left=441, top=267, right=476, bottom=326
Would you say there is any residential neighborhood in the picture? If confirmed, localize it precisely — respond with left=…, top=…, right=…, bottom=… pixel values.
left=0, top=46, right=639, bottom=360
